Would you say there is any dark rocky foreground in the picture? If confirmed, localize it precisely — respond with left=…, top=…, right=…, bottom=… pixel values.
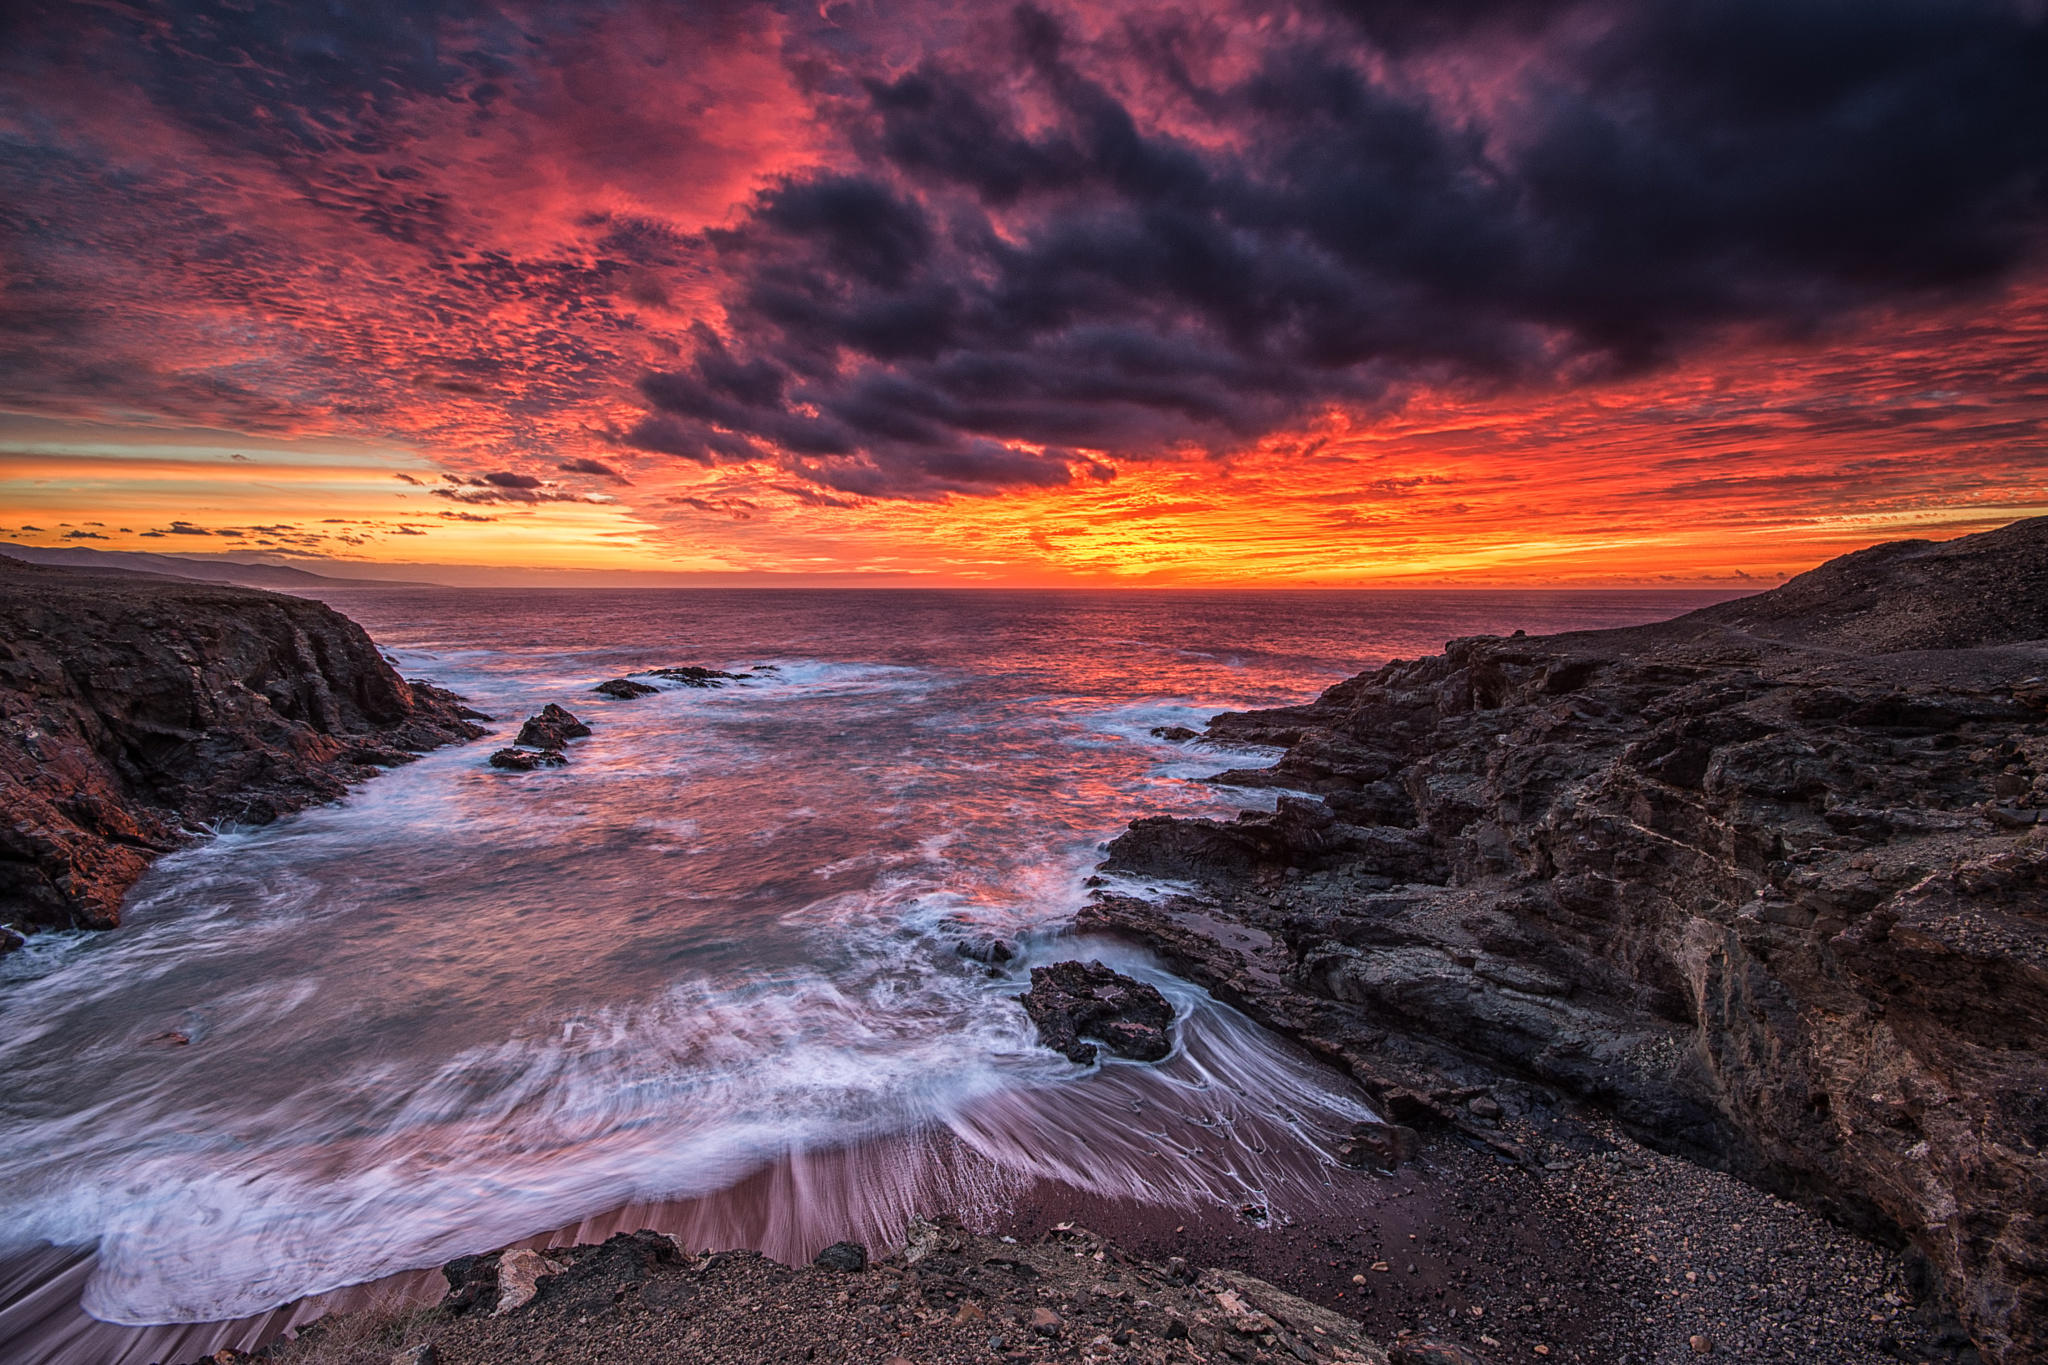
left=0, top=557, right=482, bottom=942
left=236, top=1221, right=1412, bottom=1365
left=1091, top=517, right=2048, bottom=1364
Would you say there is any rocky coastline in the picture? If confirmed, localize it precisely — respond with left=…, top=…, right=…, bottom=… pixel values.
left=0, top=557, right=483, bottom=946
left=8, top=526, right=2045, bottom=1365
left=1086, top=517, right=2048, bottom=1364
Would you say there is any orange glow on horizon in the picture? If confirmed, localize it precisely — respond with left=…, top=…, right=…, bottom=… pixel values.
left=3, top=2, right=2044, bottom=588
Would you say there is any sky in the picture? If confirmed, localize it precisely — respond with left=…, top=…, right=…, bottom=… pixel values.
left=1, top=0, right=2045, bottom=585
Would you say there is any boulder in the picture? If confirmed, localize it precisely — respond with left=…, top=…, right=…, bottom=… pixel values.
left=813, top=1241, right=868, bottom=1272
left=493, top=1247, right=562, bottom=1315
left=593, top=678, right=658, bottom=699
left=1017, top=960, right=1175, bottom=1065
left=489, top=747, right=567, bottom=771
left=516, top=703, right=591, bottom=749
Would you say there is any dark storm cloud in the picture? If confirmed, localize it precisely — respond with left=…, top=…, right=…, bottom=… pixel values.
left=558, top=457, right=629, bottom=481
left=635, top=0, right=2048, bottom=497
left=430, top=472, right=601, bottom=505
left=4, top=0, right=2046, bottom=506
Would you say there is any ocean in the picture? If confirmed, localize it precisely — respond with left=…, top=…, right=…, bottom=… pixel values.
left=0, top=587, right=1730, bottom=1361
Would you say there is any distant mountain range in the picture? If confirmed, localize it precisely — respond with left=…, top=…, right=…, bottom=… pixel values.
left=0, top=543, right=437, bottom=590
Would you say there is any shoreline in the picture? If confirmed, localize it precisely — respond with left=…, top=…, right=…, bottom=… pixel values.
left=3, top=523, right=2043, bottom=1363
left=0, top=1031, right=1973, bottom=1365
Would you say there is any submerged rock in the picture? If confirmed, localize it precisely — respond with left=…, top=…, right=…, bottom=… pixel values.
left=643, top=665, right=748, bottom=688
left=515, top=703, right=591, bottom=750
left=489, top=747, right=568, bottom=772
left=1017, top=960, right=1175, bottom=1065
left=1150, top=724, right=1201, bottom=742
left=592, top=678, right=658, bottom=699
left=955, top=933, right=1017, bottom=965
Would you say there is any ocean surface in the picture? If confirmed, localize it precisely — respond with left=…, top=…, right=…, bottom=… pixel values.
left=0, top=587, right=1731, bottom=1360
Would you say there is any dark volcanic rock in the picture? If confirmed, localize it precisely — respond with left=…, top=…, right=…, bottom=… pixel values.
left=334, top=1219, right=1398, bottom=1365
left=643, top=665, right=747, bottom=688
left=954, top=933, right=1016, bottom=965
left=489, top=747, right=568, bottom=771
left=1086, top=517, right=2048, bottom=1365
left=515, top=703, right=590, bottom=749
left=593, top=678, right=658, bottom=699
left=1017, top=959, right=1175, bottom=1065
left=812, top=1240, right=867, bottom=1272
left=0, top=557, right=482, bottom=937
left=1150, top=724, right=1200, bottom=742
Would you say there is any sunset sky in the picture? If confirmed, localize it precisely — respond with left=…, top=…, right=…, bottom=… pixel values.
left=2, top=0, right=2044, bottom=585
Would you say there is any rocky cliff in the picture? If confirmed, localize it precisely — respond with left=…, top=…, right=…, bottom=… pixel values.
left=0, top=558, right=482, bottom=942
left=1090, top=517, right=2048, bottom=1363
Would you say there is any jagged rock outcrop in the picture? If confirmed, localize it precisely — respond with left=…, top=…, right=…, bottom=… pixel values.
left=0, top=558, right=483, bottom=939
left=514, top=703, right=590, bottom=750
left=1089, top=517, right=2048, bottom=1364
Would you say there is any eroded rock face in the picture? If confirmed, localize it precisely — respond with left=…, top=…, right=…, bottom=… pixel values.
left=0, top=559, right=483, bottom=938
left=1017, top=959, right=1175, bottom=1064
left=1090, top=517, right=2048, bottom=1364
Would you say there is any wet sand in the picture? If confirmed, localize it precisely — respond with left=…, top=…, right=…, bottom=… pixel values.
left=1, top=1111, right=1975, bottom=1365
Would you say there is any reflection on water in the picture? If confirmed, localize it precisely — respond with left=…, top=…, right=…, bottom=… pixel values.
left=0, top=587, right=1730, bottom=1361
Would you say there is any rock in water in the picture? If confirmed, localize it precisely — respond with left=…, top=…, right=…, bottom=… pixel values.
left=489, top=747, right=568, bottom=771
left=0, top=557, right=482, bottom=937
left=643, top=665, right=747, bottom=688
left=1017, top=960, right=1175, bottom=1064
left=592, top=678, right=658, bottom=699
left=515, top=703, right=591, bottom=749
left=954, top=933, right=1016, bottom=965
